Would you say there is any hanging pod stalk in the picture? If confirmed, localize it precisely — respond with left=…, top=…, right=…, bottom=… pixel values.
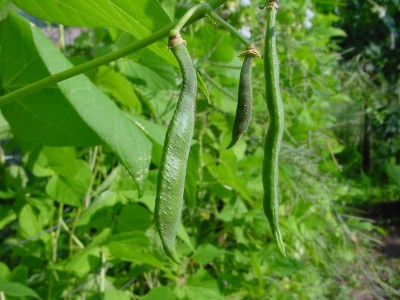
left=262, top=1, right=286, bottom=256
left=155, top=34, right=197, bottom=264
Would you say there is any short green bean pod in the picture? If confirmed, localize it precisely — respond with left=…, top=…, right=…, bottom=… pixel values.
left=155, top=34, right=197, bottom=264
left=227, top=46, right=261, bottom=149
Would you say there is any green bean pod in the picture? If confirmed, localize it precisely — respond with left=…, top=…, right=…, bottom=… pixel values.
left=155, top=34, right=197, bottom=264
left=226, top=48, right=259, bottom=150
left=263, top=1, right=286, bottom=256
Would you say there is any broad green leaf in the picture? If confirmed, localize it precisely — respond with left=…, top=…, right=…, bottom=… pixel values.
left=0, top=278, right=41, bottom=299
left=104, top=289, right=131, bottom=300
left=217, top=198, right=248, bottom=222
left=36, top=147, right=75, bottom=175
left=108, top=232, right=163, bottom=268
left=26, top=198, right=54, bottom=228
left=0, top=15, right=152, bottom=193
left=77, top=191, right=124, bottom=227
left=9, top=265, right=28, bottom=284
left=18, top=204, right=41, bottom=239
left=0, top=0, right=13, bottom=21
left=266, top=257, right=306, bottom=276
left=192, top=244, right=224, bottom=265
left=0, top=15, right=102, bottom=147
left=177, top=224, right=195, bottom=252
left=4, top=165, right=27, bottom=190
left=61, top=247, right=102, bottom=277
left=129, top=114, right=166, bottom=166
left=217, top=150, right=252, bottom=203
left=116, top=204, right=152, bottom=232
left=0, top=89, right=101, bottom=147
left=95, top=66, right=142, bottom=111
left=1, top=14, right=152, bottom=193
left=142, top=287, right=175, bottom=300
left=0, top=110, right=10, bottom=139
left=60, top=228, right=111, bottom=277
left=45, top=161, right=92, bottom=207
left=31, top=20, right=152, bottom=194
left=27, top=150, right=54, bottom=178
left=43, top=149, right=92, bottom=206
left=0, top=206, right=16, bottom=230
left=184, top=143, right=200, bottom=209
left=119, top=58, right=176, bottom=91
left=11, top=0, right=175, bottom=65
left=129, top=115, right=166, bottom=146
left=0, top=262, right=10, bottom=280
left=182, top=269, right=224, bottom=300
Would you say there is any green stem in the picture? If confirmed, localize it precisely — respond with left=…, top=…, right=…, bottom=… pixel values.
left=170, top=3, right=211, bottom=36
left=59, top=25, right=65, bottom=52
left=208, top=11, right=253, bottom=47
left=0, top=0, right=228, bottom=106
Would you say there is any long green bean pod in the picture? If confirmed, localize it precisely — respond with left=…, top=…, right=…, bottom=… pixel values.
left=227, top=46, right=260, bottom=149
left=262, top=0, right=286, bottom=256
left=155, top=34, right=197, bottom=264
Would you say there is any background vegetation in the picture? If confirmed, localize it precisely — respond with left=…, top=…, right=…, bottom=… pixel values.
left=0, top=0, right=399, bottom=299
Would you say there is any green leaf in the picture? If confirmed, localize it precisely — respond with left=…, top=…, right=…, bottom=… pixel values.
left=11, top=0, right=175, bottom=65
left=1, top=14, right=152, bottom=193
left=40, top=147, right=77, bottom=175
left=184, top=143, right=200, bottom=209
left=0, top=15, right=102, bottom=147
left=192, top=244, right=224, bottom=265
left=116, top=204, right=152, bottom=232
left=108, top=232, right=163, bottom=268
left=18, top=204, right=41, bottom=239
left=0, top=262, right=10, bottom=280
left=104, top=289, right=131, bottom=300
left=267, top=257, right=306, bottom=276
left=4, top=165, right=27, bottom=190
left=142, top=287, right=175, bottom=300
left=0, top=204, right=16, bottom=231
left=9, top=265, right=28, bottom=284
left=33, top=22, right=152, bottom=194
left=60, top=229, right=111, bottom=277
left=0, top=0, right=13, bottom=21
left=217, top=151, right=252, bottom=203
left=95, top=66, right=142, bottom=111
left=61, top=247, right=102, bottom=277
left=45, top=159, right=92, bottom=207
left=119, top=58, right=176, bottom=91
left=76, top=191, right=124, bottom=227
left=0, top=278, right=41, bottom=299
left=197, top=72, right=211, bottom=104
left=182, top=269, right=224, bottom=300
left=177, top=224, right=195, bottom=252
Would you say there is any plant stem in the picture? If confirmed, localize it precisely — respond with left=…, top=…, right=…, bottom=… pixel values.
left=0, top=0, right=228, bottom=106
left=60, top=219, right=85, bottom=249
left=208, top=11, right=253, bottom=47
left=59, top=25, right=65, bottom=52
left=170, top=3, right=211, bottom=36
left=198, top=70, right=236, bottom=100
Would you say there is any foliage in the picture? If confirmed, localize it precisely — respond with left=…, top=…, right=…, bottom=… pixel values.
left=0, top=0, right=398, bottom=299
left=333, top=0, right=400, bottom=192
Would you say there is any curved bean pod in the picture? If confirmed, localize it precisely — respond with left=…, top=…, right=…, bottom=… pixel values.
left=226, top=48, right=259, bottom=150
left=155, top=34, right=197, bottom=264
left=263, top=1, right=286, bottom=256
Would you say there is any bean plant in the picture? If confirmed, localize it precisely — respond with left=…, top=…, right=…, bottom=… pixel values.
left=0, top=0, right=397, bottom=299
